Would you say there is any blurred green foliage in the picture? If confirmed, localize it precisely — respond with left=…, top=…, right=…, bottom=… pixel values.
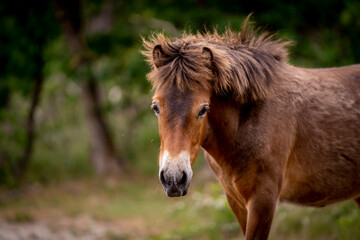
left=0, top=1, right=59, bottom=97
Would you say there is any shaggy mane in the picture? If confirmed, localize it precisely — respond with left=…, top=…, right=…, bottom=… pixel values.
left=142, top=16, right=292, bottom=102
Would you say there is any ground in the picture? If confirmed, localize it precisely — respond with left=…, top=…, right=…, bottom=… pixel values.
left=0, top=174, right=359, bottom=240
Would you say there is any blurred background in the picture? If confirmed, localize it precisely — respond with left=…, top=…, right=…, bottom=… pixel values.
left=0, top=0, right=359, bottom=239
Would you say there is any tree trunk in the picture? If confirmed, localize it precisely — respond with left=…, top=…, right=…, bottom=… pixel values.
left=80, top=79, right=122, bottom=175
left=15, top=70, right=44, bottom=180
left=54, top=0, right=123, bottom=175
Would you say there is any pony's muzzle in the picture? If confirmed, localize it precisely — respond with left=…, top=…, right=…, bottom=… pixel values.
left=159, top=168, right=192, bottom=197
left=159, top=151, right=193, bottom=197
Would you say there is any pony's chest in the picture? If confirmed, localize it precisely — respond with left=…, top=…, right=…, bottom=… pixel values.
left=205, top=152, right=260, bottom=203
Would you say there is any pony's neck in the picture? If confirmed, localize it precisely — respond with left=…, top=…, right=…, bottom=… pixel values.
left=202, top=94, right=244, bottom=162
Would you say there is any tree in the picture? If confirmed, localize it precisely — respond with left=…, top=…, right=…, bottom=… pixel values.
left=0, top=0, right=59, bottom=183
left=54, top=0, right=123, bottom=175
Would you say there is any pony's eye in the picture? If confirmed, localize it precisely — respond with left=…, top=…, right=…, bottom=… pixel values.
left=197, top=104, right=209, bottom=119
left=152, top=103, right=160, bottom=116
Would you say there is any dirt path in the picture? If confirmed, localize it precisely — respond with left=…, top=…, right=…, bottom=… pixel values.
left=0, top=214, right=147, bottom=240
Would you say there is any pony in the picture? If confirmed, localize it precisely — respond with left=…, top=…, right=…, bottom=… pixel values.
left=142, top=17, right=360, bottom=240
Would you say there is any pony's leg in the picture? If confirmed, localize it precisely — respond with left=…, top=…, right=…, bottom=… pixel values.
left=240, top=182, right=279, bottom=240
left=226, top=193, right=247, bottom=234
left=354, top=197, right=360, bottom=210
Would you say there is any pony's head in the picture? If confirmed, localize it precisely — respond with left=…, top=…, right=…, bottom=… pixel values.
left=142, top=21, right=290, bottom=197
left=148, top=43, right=213, bottom=197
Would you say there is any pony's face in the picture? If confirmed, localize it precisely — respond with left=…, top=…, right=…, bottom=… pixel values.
left=152, top=84, right=211, bottom=197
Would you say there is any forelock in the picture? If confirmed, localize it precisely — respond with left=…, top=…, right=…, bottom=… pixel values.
left=142, top=36, right=213, bottom=92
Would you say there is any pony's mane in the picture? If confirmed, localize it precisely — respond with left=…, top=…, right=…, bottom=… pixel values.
left=142, top=17, right=292, bottom=102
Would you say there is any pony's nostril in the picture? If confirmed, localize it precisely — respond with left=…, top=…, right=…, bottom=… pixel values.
left=160, top=170, right=167, bottom=186
left=178, top=171, right=187, bottom=186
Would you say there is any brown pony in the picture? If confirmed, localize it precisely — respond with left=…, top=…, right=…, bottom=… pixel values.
left=142, top=18, right=360, bottom=240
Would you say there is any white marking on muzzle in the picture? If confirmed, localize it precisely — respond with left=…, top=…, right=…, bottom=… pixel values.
left=159, top=150, right=193, bottom=180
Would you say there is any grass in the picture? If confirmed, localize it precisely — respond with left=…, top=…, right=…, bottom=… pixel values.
left=6, top=211, right=35, bottom=223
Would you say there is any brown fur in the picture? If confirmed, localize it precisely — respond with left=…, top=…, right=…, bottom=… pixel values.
left=143, top=17, right=360, bottom=240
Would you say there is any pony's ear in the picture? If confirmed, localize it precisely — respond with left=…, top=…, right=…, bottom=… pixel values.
left=153, top=45, right=167, bottom=68
left=202, top=47, right=213, bottom=69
